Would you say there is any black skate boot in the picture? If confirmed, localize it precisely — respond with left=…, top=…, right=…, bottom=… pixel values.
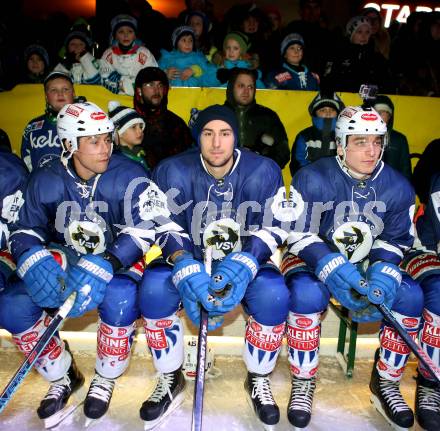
left=244, top=372, right=280, bottom=429
left=287, top=375, right=316, bottom=428
left=415, top=371, right=440, bottom=431
left=37, top=350, right=85, bottom=428
left=83, top=372, right=116, bottom=423
left=140, top=368, right=186, bottom=430
left=369, top=350, right=414, bottom=430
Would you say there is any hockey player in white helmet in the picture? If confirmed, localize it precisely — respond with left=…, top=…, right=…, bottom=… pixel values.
left=2, top=101, right=187, bottom=427
left=281, top=104, right=422, bottom=429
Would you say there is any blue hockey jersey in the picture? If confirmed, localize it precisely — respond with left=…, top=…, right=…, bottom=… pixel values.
left=152, top=148, right=290, bottom=264
left=416, top=173, right=440, bottom=254
left=287, top=156, right=415, bottom=269
left=0, top=150, right=28, bottom=250
left=10, top=153, right=187, bottom=266
left=21, top=114, right=62, bottom=172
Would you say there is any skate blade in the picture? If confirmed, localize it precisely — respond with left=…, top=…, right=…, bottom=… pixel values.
left=370, top=394, right=410, bottom=431
left=43, top=384, right=87, bottom=429
left=84, top=415, right=105, bottom=428
left=244, top=391, right=278, bottom=431
left=143, top=391, right=185, bottom=430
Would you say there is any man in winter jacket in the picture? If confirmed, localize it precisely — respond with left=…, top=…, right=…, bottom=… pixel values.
left=223, top=67, right=290, bottom=169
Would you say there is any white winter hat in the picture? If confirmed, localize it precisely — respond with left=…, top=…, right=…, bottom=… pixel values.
left=346, top=16, right=371, bottom=41
left=108, top=101, right=145, bottom=135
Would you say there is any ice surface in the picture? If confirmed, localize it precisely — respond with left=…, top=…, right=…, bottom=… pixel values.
left=0, top=349, right=421, bottom=430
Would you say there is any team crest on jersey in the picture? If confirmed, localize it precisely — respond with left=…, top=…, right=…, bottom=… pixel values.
left=203, top=218, right=241, bottom=259
left=68, top=220, right=106, bottom=254
left=138, top=183, right=170, bottom=219
left=271, top=186, right=299, bottom=222
left=332, top=221, right=373, bottom=263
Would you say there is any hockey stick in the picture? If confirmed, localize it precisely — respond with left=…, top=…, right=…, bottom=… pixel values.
left=376, top=303, right=440, bottom=384
left=191, top=247, right=212, bottom=431
left=0, top=291, right=77, bottom=413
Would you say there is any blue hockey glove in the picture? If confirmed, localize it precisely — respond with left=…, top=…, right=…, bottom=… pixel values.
left=17, top=245, right=67, bottom=308
left=182, top=296, right=224, bottom=331
left=171, top=253, right=214, bottom=311
left=209, top=252, right=259, bottom=313
left=64, top=254, right=113, bottom=317
left=365, top=262, right=401, bottom=307
left=315, top=253, right=368, bottom=312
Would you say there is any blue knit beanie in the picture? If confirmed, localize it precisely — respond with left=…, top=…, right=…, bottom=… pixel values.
left=192, top=105, right=238, bottom=147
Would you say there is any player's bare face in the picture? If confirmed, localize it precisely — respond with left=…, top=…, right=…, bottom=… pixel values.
left=45, top=78, right=75, bottom=113
left=341, top=134, right=383, bottom=176
left=233, top=74, right=255, bottom=106
left=141, top=81, right=165, bottom=106
left=115, top=26, right=136, bottom=47
left=74, top=133, right=113, bottom=180
left=200, top=120, right=235, bottom=178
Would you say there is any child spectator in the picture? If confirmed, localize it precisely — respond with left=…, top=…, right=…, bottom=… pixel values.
left=108, top=101, right=149, bottom=173
left=211, top=31, right=265, bottom=88
left=54, top=23, right=101, bottom=85
left=101, top=14, right=158, bottom=96
left=185, top=11, right=215, bottom=59
left=21, top=44, right=50, bottom=84
left=158, top=26, right=209, bottom=87
left=289, top=90, right=344, bottom=175
left=265, top=33, right=319, bottom=90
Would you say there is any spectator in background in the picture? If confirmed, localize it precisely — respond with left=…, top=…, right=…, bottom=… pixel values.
left=324, top=16, right=392, bottom=94
left=412, top=138, right=440, bottom=204
left=373, top=94, right=412, bottom=180
left=158, top=26, right=209, bottom=87
left=209, top=31, right=265, bottom=88
left=100, top=14, right=157, bottom=96
left=262, top=6, right=284, bottom=76
left=54, top=22, right=101, bottom=85
left=223, top=67, right=290, bottom=169
left=265, top=33, right=319, bottom=91
left=284, top=0, right=335, bottom=78
left=108, top=101, right=149, bottom=173
left=289, top=90, right=344, bottom=175
left=21, top=71, right=75, bottom=171
left=133, top=67, right=193, bottom=169
left=21, top=44, right=50, bottom=84
left=185, top=11, right=215, bottom=60
left=361, top=6, right=391, bottom=59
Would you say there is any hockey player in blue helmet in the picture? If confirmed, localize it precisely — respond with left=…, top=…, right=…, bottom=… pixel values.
left=139, top=104, right=292, bottom=429
left=281, top=104, right=423, bottom=429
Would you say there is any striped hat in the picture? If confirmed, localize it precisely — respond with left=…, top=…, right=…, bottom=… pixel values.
left=108, top=101, right=145, bottom=135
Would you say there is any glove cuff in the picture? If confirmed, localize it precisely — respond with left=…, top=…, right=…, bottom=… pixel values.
left=229, top=252, right=258, bottom=279
left=17, top=246, right=50, bottom=278
left=315, top=253, right=347, bottom=283
left=78, top=255, right=113, bottom=283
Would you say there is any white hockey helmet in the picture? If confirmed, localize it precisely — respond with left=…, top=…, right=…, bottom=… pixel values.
left=335, top=105, right=388, bottom=149
left=57, top=102, right=114, bottom=160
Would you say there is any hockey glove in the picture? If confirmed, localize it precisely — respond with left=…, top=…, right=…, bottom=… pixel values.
left=209, top=252, right=259, bottom=313
left=64, top=254, right=113, bottom=317
left=315, top=253, right=368, bottom=312
left=182, top=295, right=224, bottom=331
left=17, top=245, right=67, bottom=308
left=171, top=253, right=214, bottom=312
left=365, top=262, right=401, bottom=307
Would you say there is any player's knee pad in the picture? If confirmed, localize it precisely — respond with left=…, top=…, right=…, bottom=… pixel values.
left=420, top=274, right=440, bottom=316
left=287, top=271, right=329, bottom=314
left=391, top=273, right=424, bottom=318
left=243, top=267, right=290, bottom=326
left=98, top=275, right=139, bottom=326
left=139, top=263, right=180, bottom=319
left=0, top=280, right=42, bottom=333
left=96, top=319, right=136, bottom=379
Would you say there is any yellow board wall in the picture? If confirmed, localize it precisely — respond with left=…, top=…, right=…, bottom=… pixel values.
left=1, top=84, right=439, bottom=187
